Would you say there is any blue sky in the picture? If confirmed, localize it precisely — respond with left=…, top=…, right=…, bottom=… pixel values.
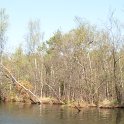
left=0, top=0, right=124, bottom=52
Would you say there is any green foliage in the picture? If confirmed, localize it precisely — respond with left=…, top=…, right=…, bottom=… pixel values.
left=1, top=16, right=124, bottom=107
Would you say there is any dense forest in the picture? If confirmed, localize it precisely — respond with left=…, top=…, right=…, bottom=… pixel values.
left=1, top=8, right=124, bottom=108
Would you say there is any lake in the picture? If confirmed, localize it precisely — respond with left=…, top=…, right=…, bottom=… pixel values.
left=0, top=102, right=124, bottom=124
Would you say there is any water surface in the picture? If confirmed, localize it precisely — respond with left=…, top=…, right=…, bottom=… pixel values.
left=0, top=103, right=124, bottom=124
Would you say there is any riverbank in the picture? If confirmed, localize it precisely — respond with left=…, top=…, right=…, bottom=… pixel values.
left=1, top=94, right=124, bottom=109
left=41, top=98, right=124, bottom=109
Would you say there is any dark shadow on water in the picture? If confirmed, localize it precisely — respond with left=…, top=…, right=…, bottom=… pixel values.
left=115, top=109, right=124, bottom=124
left=116, top=110, right=121, bottom=124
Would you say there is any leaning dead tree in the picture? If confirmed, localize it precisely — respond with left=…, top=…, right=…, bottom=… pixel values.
left=0, top=63, right=42, bottom=104
left=0, top=63, right=65, bottom=104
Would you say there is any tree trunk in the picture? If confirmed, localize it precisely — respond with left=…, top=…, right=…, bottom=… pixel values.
left=0, top=63, right=42, bottom=104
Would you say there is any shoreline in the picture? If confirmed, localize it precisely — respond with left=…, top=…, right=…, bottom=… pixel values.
left=1, top=97, right=124, bottom=109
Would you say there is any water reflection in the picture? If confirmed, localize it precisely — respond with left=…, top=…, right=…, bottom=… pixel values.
left=0, top=103, right=124, bottom=124
left=59, top=108, right=64, bottom=119
left=99, top=108, right=124, bottom=124
left=116, top=110, right=121, bottom=124
left=115, top=109, right=124, bottom=124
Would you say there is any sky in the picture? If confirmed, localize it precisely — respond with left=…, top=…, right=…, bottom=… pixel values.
left=0, top=0, right=124, bottom=52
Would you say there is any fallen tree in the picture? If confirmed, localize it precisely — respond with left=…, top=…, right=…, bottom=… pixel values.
left=0, top=63, right=65, bottom=104
left=0, top=63, right=42, bottom=104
